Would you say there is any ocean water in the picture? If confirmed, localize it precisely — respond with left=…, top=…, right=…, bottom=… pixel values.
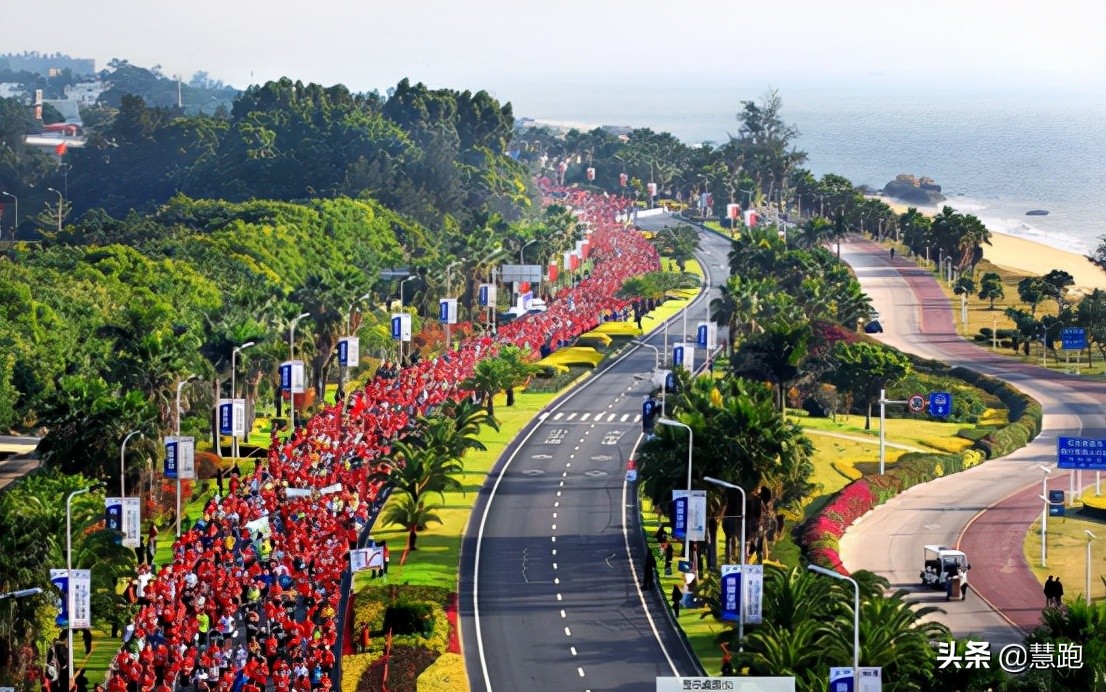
left=508, top=79, right=1106, bottom=256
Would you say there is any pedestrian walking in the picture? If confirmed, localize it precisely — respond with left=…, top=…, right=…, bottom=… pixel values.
left=1044, top=576, right=1055, bottom=606
left=671, top=585, right=682, bottom=618
left=1054, top=578, right=1064, bottom=605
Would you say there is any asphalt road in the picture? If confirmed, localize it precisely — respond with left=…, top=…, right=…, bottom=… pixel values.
left=837, top=239, right=1106, bottom=645
left=460, top=213, right=732, bottom=692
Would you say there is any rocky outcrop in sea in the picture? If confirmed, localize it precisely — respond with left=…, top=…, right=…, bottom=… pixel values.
left=882, top=174, right=946, bottom=205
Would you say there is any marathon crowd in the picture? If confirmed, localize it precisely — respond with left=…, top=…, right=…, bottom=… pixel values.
left=97, top=187, right=660, bottom=691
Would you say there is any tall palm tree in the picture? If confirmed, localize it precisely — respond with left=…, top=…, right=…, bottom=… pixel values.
left=375, top=438, right=464, bottom=506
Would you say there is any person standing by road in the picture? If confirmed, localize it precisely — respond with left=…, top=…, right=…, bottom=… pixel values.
left=641, top=550, right=656, bottom=590
left=671, top=585, right=682, bottom=618
left=1044, top=576, right=1055, bottom=606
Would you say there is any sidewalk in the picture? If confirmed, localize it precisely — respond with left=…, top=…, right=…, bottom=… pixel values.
left=0, top=454, right=41, bottom=492
left=957, top=475, right=1076, bottom=632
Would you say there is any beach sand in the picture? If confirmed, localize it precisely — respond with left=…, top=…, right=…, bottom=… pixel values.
left=881, top=200, right=1106, bottom=291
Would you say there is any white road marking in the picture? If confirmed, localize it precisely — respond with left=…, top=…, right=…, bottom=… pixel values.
left=560, top=609, right=566, bottom=618
left=559, top=481, right=564, bottom=487
left=553, top=412, right=564, bottom=421
left=553, top=512, right=558, bottom=518
left=556, top=491, right=561, bottom=497
left=553, top=562, right=558, bottom=569
left=557, top=593, right=563, bottom=601
left=551, top=536, right=556, bottom=542
left=564, top=627, right=571, bottom=636
left=552, top=549, right=557, bottom=555
left=567, top=413, right=577, bottom=420
left=620, top=413, right=630, bottom=422
left=580, top=413, right=590, bottom=421
left=552, top=524, right=557, bottom=530
left=554, top=577, right=560, bottom=584
left=578, top=667, right=585, bottom=677
left=634, top=414, right=642, bottom=422
left=554, top=501, right=559, bottom=507
left=570, top=646, right=576, bottom=655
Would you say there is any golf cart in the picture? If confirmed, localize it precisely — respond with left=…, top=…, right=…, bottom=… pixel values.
left=920, top=544, right=970, bottom=600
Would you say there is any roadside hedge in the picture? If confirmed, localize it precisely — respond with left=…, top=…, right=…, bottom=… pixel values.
left=798, top=363, right=1042, bottom=573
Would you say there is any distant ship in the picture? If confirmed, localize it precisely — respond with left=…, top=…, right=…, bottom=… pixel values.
left=1026, top=209, right=1049, bottom=216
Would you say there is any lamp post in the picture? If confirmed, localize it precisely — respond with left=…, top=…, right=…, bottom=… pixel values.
left=175, top=374, right=199, bottom=537
left=347, top=292, right=372, bottom=336
left=444, top=262, right=462, bottom=350
left=289, top=312, right=310, bottom=433
left=808, top=564, right=860, bottom=692
left=0, top=587, right=42, bottom=601
left=46, top=187, right=63, bottom=235
left=519, top=239, right=539, bottom=264
left=1, top=191, right=17, bottom=241
left=1086, top=530, right=1099, bottom=606
left=67, top=482, right=104, bottom=688
left=656, top=418, right=694, bottom=576
left=1037, top=465, right=1051, bottom=567
left=119, top=430, right=142, bottom=497
left=703, top=476, right=747, bottom=647
left=231, top=341, right=256, bottom=462
left=633, top=340, right=664, bottom=415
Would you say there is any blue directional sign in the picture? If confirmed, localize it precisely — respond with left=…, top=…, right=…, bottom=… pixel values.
left=1061, top=327, right=1087, bottom=350
left=1057, top=436, right=1106, bottom=471
left=928, top=392, right=953, bottom=418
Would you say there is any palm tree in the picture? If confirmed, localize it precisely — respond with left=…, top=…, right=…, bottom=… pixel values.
left=375, top=438, right=463, bottom=507
left=381, top=494, right=442, bottom=553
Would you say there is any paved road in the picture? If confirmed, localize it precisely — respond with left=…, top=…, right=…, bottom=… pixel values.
left=837, top=240, right=1106, bottom=645
left=460, top=213, right=731, bottom=692
left=0, top=436, right=41, bottom=492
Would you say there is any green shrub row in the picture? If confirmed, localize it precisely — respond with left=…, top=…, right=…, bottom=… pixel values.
left=946, top=366, right=1042, bottom=458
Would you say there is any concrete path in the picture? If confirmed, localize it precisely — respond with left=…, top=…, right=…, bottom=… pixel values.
left=802, top=428, right=927, bottom=453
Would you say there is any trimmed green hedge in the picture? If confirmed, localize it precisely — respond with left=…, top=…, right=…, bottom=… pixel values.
left=798, top=362, right=1042, bottom=572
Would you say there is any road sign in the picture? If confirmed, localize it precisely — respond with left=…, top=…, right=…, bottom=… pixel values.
left=928, top=392, right=953, bottom=418
left=1048, top=489, right=1065, bottom=516
left=907, top=394, right=925, bottom=413
left=1061, top=327, right=1087, bottom=350
left=1057, top=436, right=1106, bottom=471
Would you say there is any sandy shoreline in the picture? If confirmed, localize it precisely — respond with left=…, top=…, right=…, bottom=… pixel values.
left=881, top=199, right=1106, bottom=291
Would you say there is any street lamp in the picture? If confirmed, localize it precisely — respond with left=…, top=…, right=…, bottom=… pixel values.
left=0, top=587, right=42, bottom=601
left=1036, top=465, right=1051, bottom=567
left=1, top=191, right=17, bottom=241
left=399, top=276, right=417, bottom=309
left=808, top=564, right=860, bottom=692
left=519, top=238, right=539, bottom=264
left=231, top=341, right=256, bottom=461
left=67, top=481, right=105, bottom=687
left=119, top=430, right=142, bottom=497
left=175, top=374, right=199, bottom=538
left=289, top=313, right=310, bottom=433
left=347, top=291, right=372, bottom=335
left=46, top=187, right=63, bottom=235
left=703, top=476, right=747, bottom=647
left=633, top=340, right=665, bottom=415
left=1086, top=530, right=1098, bottom=606
left=656, top=418, right=694, bottom=576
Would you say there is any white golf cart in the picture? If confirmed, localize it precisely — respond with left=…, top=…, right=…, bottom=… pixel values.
left=920, top=544, right=970, bottom=600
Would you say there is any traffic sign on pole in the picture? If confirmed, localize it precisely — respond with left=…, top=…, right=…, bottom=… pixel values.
left=1057, top=436, right=1106, bottom=471
left=907, top=394, right=925, bottom=413
left=1061, top=327, right=1087, bottom=350
left=928, top=392, right=953, bottom=418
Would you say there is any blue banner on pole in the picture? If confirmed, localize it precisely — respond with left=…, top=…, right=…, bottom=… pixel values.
left=218, top=401, right=233, bottom=435
left=720, top=567, right=741, bottom=622
left=105, top=499, right=123, bottom=544
left=391, top=315, right=402, bottom=340
left=164, top=438, right=178, bottom=479
left=672, top=493, right=688, bottom=540
left=696, top=324, right=708, bottom=350
left=1057, top=436, right=1106, bottom=470
left=642, top=399, right=656, bottom=432
left=338, top=339, right=348, bottom=366
left=50, top=570, right=69, bottom=627
left=279, top=362, right=291, bottom=391
left=673, top=345, right=684, bottom=368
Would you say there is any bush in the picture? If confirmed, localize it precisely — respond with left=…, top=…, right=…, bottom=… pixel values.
left=416, top=653, right=466, bottom=692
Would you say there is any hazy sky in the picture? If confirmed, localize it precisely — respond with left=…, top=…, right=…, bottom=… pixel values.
left=5, top=0, right=1104, bottom=109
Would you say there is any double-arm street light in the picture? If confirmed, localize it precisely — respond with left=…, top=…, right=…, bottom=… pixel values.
left=231, top=341, right=256, bottom=461
left=703, top=476, right=747, bottom=646
left=0, top=587, right=42, bottom=601
left=808, top=564, right=860, bottom=692
left=656, top=418, right=694, bottom=576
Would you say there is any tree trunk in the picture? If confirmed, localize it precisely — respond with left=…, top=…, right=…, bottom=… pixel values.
left=506, top=387, right=515, bottom=407
left=865, top=399, right=872, bottom=430
left=707, top=516, right=719, bottom=570
left=407, top=527, right=419, bottom=552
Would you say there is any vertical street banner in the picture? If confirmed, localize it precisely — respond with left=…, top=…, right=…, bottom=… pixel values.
left=218, top=398, right=233, bottom=436
left=547, top=261, right=558, bottom=283
left=672, top=490, right=689, bottom=539
left=105, top=497, right=124, bottom=540
left=727, top=203, right=741, bottom=220
left=163, top=436, right=179, bottom=479
left=439, top=298, right=458, bottom=325
left=121, top=497, right=141, bottom=548
left=279, top=360, right=306, bottom=393
left=586, top=166, right=596, bottom=181
left=50, top=569, right=69, bottom=627
left=673, top=344, right=696, bottom=372
left=68, top=569, right=91, bottom=630
left=720, top=564, right=741, bottom=622
left=742, top=564, right=764, bottom=624
left=338, top=336, right=360, bottom=367
left=390, top=314, right=412, bottom=342
left=647, top=182, right=657, bottom=197
left=479, top=284, right=497, bottom=307
left=619, top=172, right=628, bottom=187
left=232, top=399, right=246, bottom=438
left=696, top=322, right=717, bottom=351
left=177, top=436, right=195, bottom=480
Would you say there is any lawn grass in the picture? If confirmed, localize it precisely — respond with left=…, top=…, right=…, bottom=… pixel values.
left=1024, top=506, right=1106, bottom=604
left=793, top=412, right=979, bottom=454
